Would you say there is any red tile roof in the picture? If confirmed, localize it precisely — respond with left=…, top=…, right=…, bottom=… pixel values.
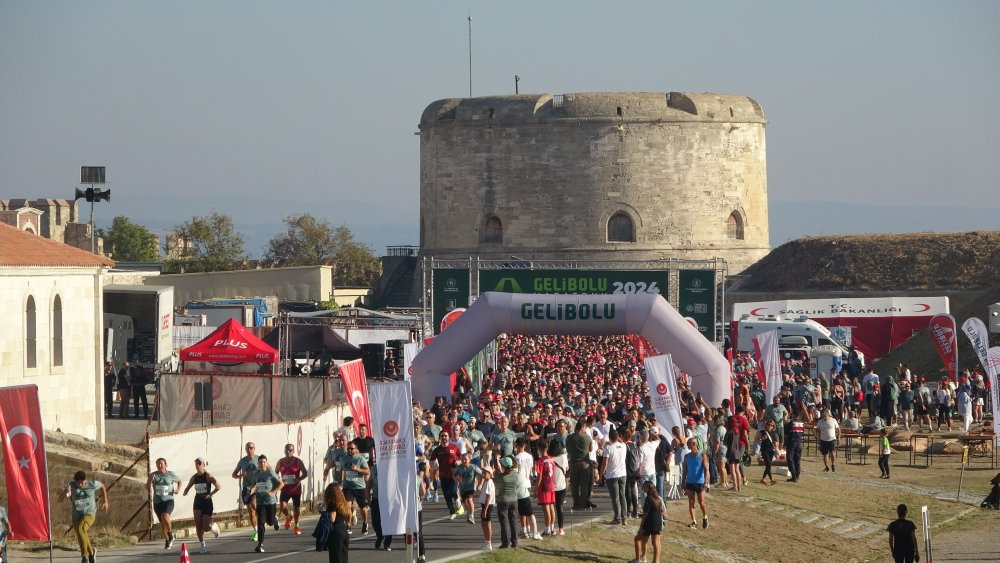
left=0, top=222, right=115, bottom=268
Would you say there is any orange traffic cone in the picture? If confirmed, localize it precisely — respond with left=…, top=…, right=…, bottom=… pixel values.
left=179, top=542, right=192, bottom=563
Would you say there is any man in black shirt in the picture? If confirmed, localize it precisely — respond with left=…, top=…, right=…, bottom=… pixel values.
left=886, top=503, right=919, bottom=563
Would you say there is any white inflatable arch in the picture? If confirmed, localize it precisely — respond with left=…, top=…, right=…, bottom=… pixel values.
left=411, top=292, right=731, bottom=407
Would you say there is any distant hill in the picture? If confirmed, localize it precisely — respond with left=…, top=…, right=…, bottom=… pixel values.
left=736, top=231, right=1000, bottom=292
left=732, top=231, right=1000, bottom=376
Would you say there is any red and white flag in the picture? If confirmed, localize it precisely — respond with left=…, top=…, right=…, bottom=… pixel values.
left=0, top=385, right=51, bottom=540
left=752, top=330, right=782, bottom=404
left=928, top=314, right=958, bottom=382
left=339, top=359, right=371, bottom=435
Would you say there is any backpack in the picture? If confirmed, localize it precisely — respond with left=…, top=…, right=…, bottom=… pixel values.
left=625, top=442, right=641, bottom=478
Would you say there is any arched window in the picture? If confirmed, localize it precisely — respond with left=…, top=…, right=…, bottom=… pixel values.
left=727, top=211, right=745, bottom=240
left=607, top=212, right=635, bottom=242
left=26, top=296, right=37, bottom=368
left=484, top=216, right=503, bottom=244
left=52, top=295, right=63, bottom=367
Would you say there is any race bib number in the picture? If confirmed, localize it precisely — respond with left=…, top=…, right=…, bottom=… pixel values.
left=345, top=470, right=358, bottom=481
left=282, top=475, right=296, bottom=485
left=73, top=499, right=89, bottom=511
left=155, top=485, right=171, bottom=496
left=193, top=483, right=208, bottom=494
left=256, top=480, right=273, bottom=494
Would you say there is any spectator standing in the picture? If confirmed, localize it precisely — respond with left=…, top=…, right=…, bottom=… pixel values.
left=103, top=361, right=116, bottom=417
left=566, top=420, right=594, bottom=511
left=630, top=481, right=665, bottom=563
left=323, top=483, right=351, bottom=563
left=131, top=364, right=149, bottom=419
left=494, top=456, right=521, bottom=549
left=478, top=464, right=495, bottom=551
left=549, top=439, right=569, bottom=535
left=785, top=412, right=805, bottom=482
left=878, top=427, right=892, bottom=479
left=757, top=420, right=777, bottom=486
left=116, top=361, right=132, bottom=418
left=816, top=409, right=840, bottom=473
left=601, top=427, right=628, bottom=526
left=886, top=503, right=920, bottom=563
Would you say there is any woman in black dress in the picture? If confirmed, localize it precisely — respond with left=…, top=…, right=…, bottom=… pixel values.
left=630, top=481, right=664, bottom=563
left=324, top=483, right=351, bottom=563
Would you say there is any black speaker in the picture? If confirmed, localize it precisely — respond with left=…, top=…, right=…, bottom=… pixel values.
left=194, top=382, right=213, bottom=411
left=385, top=339, right=406, bottom=376
left=359, top=343, right=385, bottom=378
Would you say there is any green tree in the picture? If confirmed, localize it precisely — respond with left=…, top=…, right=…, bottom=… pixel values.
left=264, top=214, right=381, bottom=286
left=98, top=216, right=159, bottom=262
left=163, top=212, right=248, bottom=273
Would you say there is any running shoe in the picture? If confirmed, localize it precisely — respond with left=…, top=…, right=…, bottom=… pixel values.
left=558, top=529, right=565, bottom=536
left=456, top=505, right=465, bottom=516
left=688, top=521, right=697, bottom=529
left=254, top=544, right=264, bottom=553
left=251, top=531, right=259, bottom=542
left=200, top=542, right=208, bottom=554
left=531, top=532, right=543, bottom=540
left=285, top=516, right=292, bottom=530
left=482, top=542, right=493, bottom=551
left=449, top=513, right=457, bottom=520
left=703, top=516, right=709, bottom=529
left=467, top=515, right=475, bottom=524
left=167, top=532, right=175, bottom=549
left=211, top=523, right=220, bottom=538
left=362, top=522, right=369, bottom=536
left=294, top=525, right=301, bottom=535
left=272, top=519, right=280, bottom=531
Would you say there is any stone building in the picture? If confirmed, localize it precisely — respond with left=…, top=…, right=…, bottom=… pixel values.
left=418, top=92, right=770, bottom=274
left=0, top=198, right=102, bottom=253
left=0, top=221, right=115, bottom=441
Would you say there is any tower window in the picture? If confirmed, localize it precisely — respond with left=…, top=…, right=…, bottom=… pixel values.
left=607, top=212, right=635, bottom=242
left=484, top=216, right=503, bottom=243
left=727, top=211, right=745, bottom=240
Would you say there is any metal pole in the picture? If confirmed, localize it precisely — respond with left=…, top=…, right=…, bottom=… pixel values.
left=467, top=15, right=473, bottom=98
left=89, top=197, right=96, bottom=254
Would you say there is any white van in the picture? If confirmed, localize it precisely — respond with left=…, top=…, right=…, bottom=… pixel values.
left=733, top=314, right=863, bottom=365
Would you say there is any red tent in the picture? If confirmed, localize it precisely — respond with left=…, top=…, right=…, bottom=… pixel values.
left=180, top=318, right=278, bottom=363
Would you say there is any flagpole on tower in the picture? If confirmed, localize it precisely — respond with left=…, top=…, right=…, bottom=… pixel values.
left=467, top=14, right=473, bottom=98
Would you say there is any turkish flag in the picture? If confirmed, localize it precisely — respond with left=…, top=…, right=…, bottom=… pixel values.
left=339, top=360, right=371, bottom=435
left=0, top=385, right=51, bottom=540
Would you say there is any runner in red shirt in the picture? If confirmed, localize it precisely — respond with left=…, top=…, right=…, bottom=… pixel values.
left=275, top=444, right=308, bottom=534
left=430, top=431, right=462, bottom=518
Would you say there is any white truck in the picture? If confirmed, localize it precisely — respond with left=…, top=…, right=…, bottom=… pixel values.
left=732, top=314, right=863, bottom=369
left=103, top=284, right=174, bottom=373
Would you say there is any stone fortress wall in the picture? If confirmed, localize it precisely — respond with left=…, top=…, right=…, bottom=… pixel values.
left=418, top=92, right=771, bottom=274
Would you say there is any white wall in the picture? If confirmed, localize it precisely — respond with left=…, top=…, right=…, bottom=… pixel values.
left=0, top=267, right=104, bottom=440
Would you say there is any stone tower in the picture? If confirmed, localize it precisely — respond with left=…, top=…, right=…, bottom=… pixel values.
left=418, top=92, right=770, bottom=274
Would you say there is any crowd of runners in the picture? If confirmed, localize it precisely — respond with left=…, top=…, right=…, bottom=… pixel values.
left=54, top=333, right=992, bottom=563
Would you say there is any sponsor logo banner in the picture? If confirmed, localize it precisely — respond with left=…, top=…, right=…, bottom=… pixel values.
left=928, top=314, right=958, bottom=382
left=644, top=354, right=683, bottom=435
left=432, top=269, right=470, bottom=335
left=480, top=269, right=668, bottom=296
left=678, top=270, right=715, bottom=339
left=369, top=381, right=419, bottom=535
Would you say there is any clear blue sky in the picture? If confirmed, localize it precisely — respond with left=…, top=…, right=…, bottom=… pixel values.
left=2, top=1, right=997, bottom=256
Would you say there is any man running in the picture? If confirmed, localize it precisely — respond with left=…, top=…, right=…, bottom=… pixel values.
left=276, top=443, right=308, bottom=535
left=249, top=455, right=283, bottom=553
left=341, top=441, right=371, bottom=535
left=61, top=470, right=109, bottom=563
left=232, top=442, right=260, bottom=541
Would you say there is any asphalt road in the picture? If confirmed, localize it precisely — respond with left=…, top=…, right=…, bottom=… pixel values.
left=16, top=497, right=607, bottom=562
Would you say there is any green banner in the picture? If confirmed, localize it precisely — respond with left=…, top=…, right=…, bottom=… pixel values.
left=678, top=269, right=716, bottom=340
left=432, top=269, right=470, bottom=334
left=479, top=269, right=668, bottom=296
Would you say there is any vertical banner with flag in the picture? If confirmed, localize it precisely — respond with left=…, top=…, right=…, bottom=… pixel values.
left=626, top=335, right=657, bottom=362
left=339, top=359, right=371, bottom=435
left=402, top=342, right=420, bottom=382
left=0, top=385, right=52, bottom=540
left=644, top=354, right=684, bottom=434
left=752, top=330, right=782, bottom=404
left=369, top=381, right=419, bottom=535
left=961, top=318, right=999, bottom=443
left=929, top=314, right=958, bottom=382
